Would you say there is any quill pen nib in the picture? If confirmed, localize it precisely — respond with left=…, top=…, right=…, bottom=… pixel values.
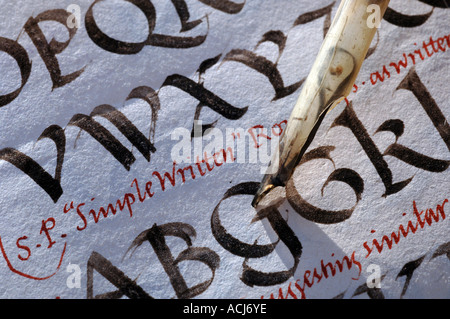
left=251, top=175, right=277, bottom=208
left=251, top=184, right=273, bottom=208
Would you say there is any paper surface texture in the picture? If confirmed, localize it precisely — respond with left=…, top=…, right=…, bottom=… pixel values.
left=0, top=0, right=448, bottom=299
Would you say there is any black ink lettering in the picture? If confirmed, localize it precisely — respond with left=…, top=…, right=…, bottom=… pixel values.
left=384, top=143, right=449, bottom=172
left=85, top=0, right=155, bottom=54
left=37, top=125, right=66, bottom=183
left=255, top=30, right=287, bottom=62
left=383, top=7, right=433, bottom=28
left=0, top=125, right=64, bottom=203
left=68, top=113, right=136, bottom=170
left=24, top=9, right=85, bottom=89
left=332, top=291, right=346, bottom=299
left=396, top=67, right=450, bottom=151
left=196, top=0, right=245, bottom=14
left=211, top=182, right=278, bottom=259
left=211, top=182, right=302, bottom=287
left=222, top=48, right=304, bottom=101
left=197, top=54, right=222, bottom=79
left=87, top=251, right=152, bottom=299
left=365, top=30, right=379, bottom=60
left=171, top=0, right=203, bottom=32
left=0, top=147, right=63, bottom=203
left=70, top=86, right=159, bottom=170
left=375, top=119, right=449, bottom=172
left=431, top=241, right=450, bottom=261
left=419, top=0, right=450, bottom=8
left=126, top=223, right=219, bottom=299
left=0, top=37, right=31, bottom=107
left=396, top=255, right=426, bottom=298
left=89, top=104, right=156, bottom=162
left=241, top=204, right=302, bottom=286
left=162, top=74, right=248, bottom=120
left=375, top=119, right=404, bottom=142
left=331, top=102, right=413, bottom=197
left=146, top=29, right=207, bottom=49
left=286, top=146, right=364, bottom=224
left=85, top=0, right=206, bottom=54
left=126, top=86, right=160, bottom=146
left=191, top=55, right=222, bottom=138
left=292, top=1, right=335, bottom=38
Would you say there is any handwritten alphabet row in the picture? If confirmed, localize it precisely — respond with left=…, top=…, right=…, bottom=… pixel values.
left=0, top=0, right=446, bottom=108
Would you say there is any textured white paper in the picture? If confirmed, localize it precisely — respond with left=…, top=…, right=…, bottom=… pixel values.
left=0, top=0, right=448, bottom=299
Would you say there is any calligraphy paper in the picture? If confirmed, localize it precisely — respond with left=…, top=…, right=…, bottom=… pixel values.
left=0, top=0, right=448, bottom=299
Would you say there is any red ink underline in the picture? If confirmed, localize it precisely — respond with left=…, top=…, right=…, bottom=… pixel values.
left=0, top=237, right=66, bottom=281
